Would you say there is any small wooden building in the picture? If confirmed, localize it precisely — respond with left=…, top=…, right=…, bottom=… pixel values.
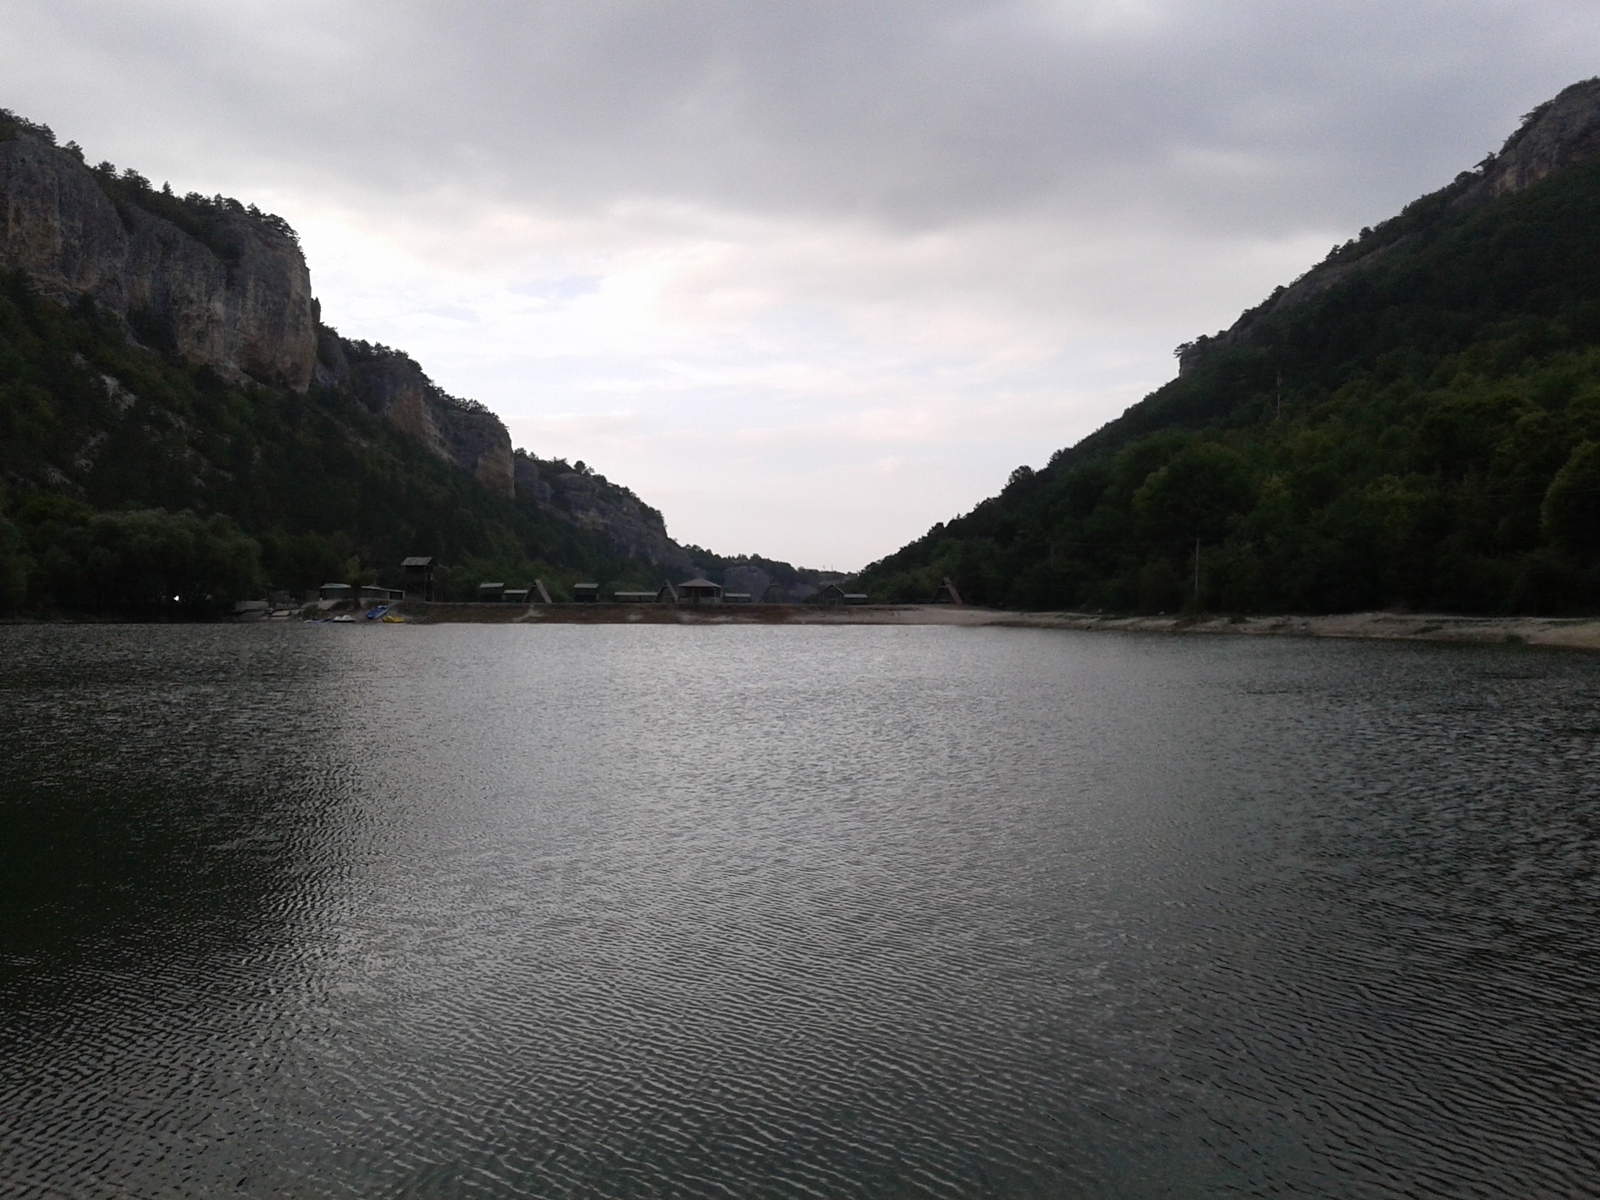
left=402, top=556, right=436, bottom=602
left=614, top=591, right=657, bottom=603
left=931, top=577, right=964, bottom=605
left=677, top=578, right=723, bottom=605
left=723, top=592, right=752, bottom=603
left=532, top=579, right=552, bottom=605
left=844, top=592, right=869, bottom=605
left=573, top=583, right=601, bottom=603
left=478, top=582, right=506, bottom=602
left=814, top=582, right=846, bottom=606
left=503, top=587, right=530, bottom=604
left=359, top=585, right=405, bottom=604
left=655, top=581, right=679, bottom=604
left=319, top=582, right=353, bottom=602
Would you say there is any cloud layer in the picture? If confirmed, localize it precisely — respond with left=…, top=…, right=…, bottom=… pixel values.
left=4, top=1, right=1598, bottom=565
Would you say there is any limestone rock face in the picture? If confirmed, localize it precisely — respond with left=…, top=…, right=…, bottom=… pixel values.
left=544, top=469, right=694, bottom=571
left=512, top=452, right=554, bottom=505
left=1466, top=78, right=1600, bottom=204
left=317, top=337, right=516, bottom=498
left=722, top=563, right=772, bottom=600
left=0, top=132, right=317, bottom=389
left=511, top=451, right=694, bottom=568
left=0, top=118, right=693, bottom=560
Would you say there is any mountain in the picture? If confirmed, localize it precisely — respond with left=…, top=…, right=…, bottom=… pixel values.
left=859, top=78, right=1600, bottom=616
left=0, top=107, right=821, bottom=614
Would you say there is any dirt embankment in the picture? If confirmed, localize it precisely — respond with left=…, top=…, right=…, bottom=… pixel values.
left=389, top=603, right=1600, bottom=649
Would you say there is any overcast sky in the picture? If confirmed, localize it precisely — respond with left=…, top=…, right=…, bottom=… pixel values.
left=3, top=1, right=1598, bottom=567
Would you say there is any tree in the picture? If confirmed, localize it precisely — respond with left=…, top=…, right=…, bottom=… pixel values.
left=1542, top=441, right=1600, bottom=554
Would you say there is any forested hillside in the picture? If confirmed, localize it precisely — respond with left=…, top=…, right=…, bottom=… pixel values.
left=861, top=79, right=1600, bottom=615
left=0, top=106, right=826, bottom=615
left=0, top=271, right=685, bottom=613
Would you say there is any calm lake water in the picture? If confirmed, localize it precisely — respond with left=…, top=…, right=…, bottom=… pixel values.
left=1, top=624, right=1598, bottom=1197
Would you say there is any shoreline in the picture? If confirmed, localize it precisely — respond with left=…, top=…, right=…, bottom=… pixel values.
left=7, top=604, right=1597, bottom=650
left=392, top=602, right=1600, bottom=650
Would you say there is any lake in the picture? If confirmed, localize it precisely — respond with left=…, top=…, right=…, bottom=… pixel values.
left=2, top=623, right=1597, bottom=1197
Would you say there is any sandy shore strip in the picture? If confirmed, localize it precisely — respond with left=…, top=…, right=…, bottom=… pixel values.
left=392, top=602, right=1600, bottom=649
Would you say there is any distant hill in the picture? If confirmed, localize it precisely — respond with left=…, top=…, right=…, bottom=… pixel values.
left=860, top=78, right=1600, bottom=615
left=0, top=108, right=825, bottom=614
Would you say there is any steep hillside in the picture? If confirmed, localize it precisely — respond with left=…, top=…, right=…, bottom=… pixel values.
left=861, top=78, right=1600, bottom=615
left=0, top=107, right=821, bottom=613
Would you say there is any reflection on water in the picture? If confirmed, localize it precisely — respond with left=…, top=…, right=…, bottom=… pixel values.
left=1, top=624, right=1597, bottom=1197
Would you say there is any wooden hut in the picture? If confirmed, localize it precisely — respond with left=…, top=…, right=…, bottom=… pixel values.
left=931, top=577, right=964, bottom=605
left=402, top=556, right=436, bottom=602
left=677, top=578, right=723, bottom=605
left=655, top=581, right=679, bottom=604
left=573, top=583, right=601, bottom=603
left=477, top=582, right=506, bottom=603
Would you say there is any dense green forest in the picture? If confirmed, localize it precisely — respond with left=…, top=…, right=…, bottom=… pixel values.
left=0, top=273, right=684, bottom=616
left=861, top=119, right=1600, bottom=614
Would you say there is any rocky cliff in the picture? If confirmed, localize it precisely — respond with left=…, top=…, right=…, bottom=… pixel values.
left=313, top=332, right=514, bottom=498
left=0, top=121, right=317, bottom=390
left=0, top=106, right=711, bottom=573
left=1463, top=77, right=1600, bottom=205
left=512, top=451, right=693, bottom=571
left=0, top=108, right=520, bottom=499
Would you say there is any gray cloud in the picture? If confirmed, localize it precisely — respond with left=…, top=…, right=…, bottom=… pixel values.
left=11, top=0, right=1600, bottom=235
left=4, top=0, right=1599, bottom=565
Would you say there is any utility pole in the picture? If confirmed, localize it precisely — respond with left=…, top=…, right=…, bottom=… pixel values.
left=1194, top=536, right=1201, bottom=608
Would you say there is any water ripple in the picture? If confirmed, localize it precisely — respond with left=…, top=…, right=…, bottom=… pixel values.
left=1, top=625, right=1597, bottom=1196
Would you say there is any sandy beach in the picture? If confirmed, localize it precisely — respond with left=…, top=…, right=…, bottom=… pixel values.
left=395, top=602, right=1600, bottom=650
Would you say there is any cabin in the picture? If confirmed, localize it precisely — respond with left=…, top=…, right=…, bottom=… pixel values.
left=844, top=593, right=869, bottom=605
left=319, top=582, right=353, bottom=602
left=532, top=579, right=552, bottom=605
left=573, top=583, right=601, bottom=603
left=402, top=556, right=436, bottom=602
left=478, top=582, right=506, bottom=603
left=614, top=591, right=657, bottom=603
left=678, top=578, right=723, bottom=605
left=814, top=583, right=846, bottom=606
left=503, top=587, right=530, bottom=604
left=931, top=577, right=964, bottom=605
left=359, top=586, right=405, bottom=604
left=655, top=581, right=679, bottom=604
left=724, top=592, right=752, bottom=603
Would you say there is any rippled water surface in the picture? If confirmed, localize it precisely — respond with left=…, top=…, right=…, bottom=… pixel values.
left=2, top=624, right=1598, bottom=1197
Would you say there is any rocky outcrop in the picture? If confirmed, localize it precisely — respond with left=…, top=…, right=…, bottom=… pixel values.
left=1462, top=77, right=1600, bottom=205
left=512, top=452, right=554, bottom=506
left=0, top=128, right=317, bottom=389
left=0, top=110, right=702, bottom=564
left=722, top=563, right=772, bottom=601
left=527, top=459, right=694, bottom=571
left=512, top=451, right=695, bottom=567
left=315, top=335, right=515, bottom=498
